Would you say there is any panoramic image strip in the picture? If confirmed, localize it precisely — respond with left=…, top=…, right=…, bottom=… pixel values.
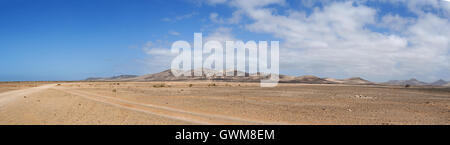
left=0, top=0, right=449, bottom=127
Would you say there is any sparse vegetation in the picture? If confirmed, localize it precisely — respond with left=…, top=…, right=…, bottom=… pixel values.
left=208, top=83, right=216, bottom=87
left=153, top=83, right=166, bottom=88
left=188, top=84, right=193, bottom=87
left=405, top=84, right=411, bottom=88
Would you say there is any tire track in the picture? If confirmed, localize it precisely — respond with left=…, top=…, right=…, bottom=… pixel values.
left=0, top=84, right=56, bottom=106
left=55, top=86, right=287, bottom=125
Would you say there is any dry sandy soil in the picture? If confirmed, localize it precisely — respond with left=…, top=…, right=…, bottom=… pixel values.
left=0, top=81, right=449, bottom=125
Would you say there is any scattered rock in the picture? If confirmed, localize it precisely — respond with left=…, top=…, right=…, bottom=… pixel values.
left=353, top=95, right=375, bottom=99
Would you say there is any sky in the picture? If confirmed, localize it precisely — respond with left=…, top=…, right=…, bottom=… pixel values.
left=0, top=0, right=449, bottom=82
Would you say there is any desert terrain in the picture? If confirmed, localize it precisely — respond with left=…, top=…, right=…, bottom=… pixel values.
left=0, top=81, right=449, bottom=125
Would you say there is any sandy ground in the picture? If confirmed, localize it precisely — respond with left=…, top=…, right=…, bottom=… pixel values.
left=0, top=81, right=449, bottom=125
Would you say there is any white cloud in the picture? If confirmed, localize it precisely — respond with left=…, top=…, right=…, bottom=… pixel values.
left=141, top=41, right=177, bottom=73
left=204, top=0, right=228, bottom=5
left=204, top=27, right=236, bottom=42
left=142, top=28, right=237, bottom=72
left=145, top=48, right=173, bottom=56
left=209, top=11, right=243, bottom=24
left=380, top=0, right=449, bottom=17
left=161, top=17, right=171, bottom=22
left=199, top=0, right=450, bottom=81
left=209, top=13, right=223, bottom=23
left=162, top=12, right=198, bottom=22
left=168, top=30, right=180, bottom=36
left=139, top=0, right=450, bottom=81
left=379, top=14, right=416, bottom=32
left=142, top=41, right=174, bottom=56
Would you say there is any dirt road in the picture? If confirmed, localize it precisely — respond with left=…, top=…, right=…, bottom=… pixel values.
left=0, top=83, right=281, bottom=124
left=0, top=84, right=56, bottom=106
left=55, top=86, right=281, bottom=124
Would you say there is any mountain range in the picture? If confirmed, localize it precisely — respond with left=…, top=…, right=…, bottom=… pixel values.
left=85, top=75, right=138, bottom=81
left=85, top=69, right=449, bottom=86
left=382, top=78, right=450, bottom=86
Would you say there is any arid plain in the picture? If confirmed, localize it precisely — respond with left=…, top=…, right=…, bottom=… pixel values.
left=0, top=81, right=449, bottom=125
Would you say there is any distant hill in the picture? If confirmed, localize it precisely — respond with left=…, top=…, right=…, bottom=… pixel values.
left=85, top=75, right=138, bottom=81
left=383, top=78, right=449, bottom=86
left=325, top=77, right=374, bottom=85
left=276, top=75, right=333, bottom=84
left=431, top=79, right=448, bottom=86
left=383, top=78, right=428, bottom=86
left=84, top=70, right=450, bottom=87
left=84, top=69, right=376, bottom=85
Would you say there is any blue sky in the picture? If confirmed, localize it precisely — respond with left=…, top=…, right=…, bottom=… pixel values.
left=0, top=0, right=449, bottom=82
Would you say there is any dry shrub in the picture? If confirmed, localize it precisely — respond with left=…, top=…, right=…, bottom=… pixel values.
left=153, top=83, right=166, bottom=88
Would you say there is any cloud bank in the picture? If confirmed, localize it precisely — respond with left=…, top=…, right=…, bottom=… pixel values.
left=145, top=0, right=449, bottom=82
left=200, top=0, right=450, bottom=82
